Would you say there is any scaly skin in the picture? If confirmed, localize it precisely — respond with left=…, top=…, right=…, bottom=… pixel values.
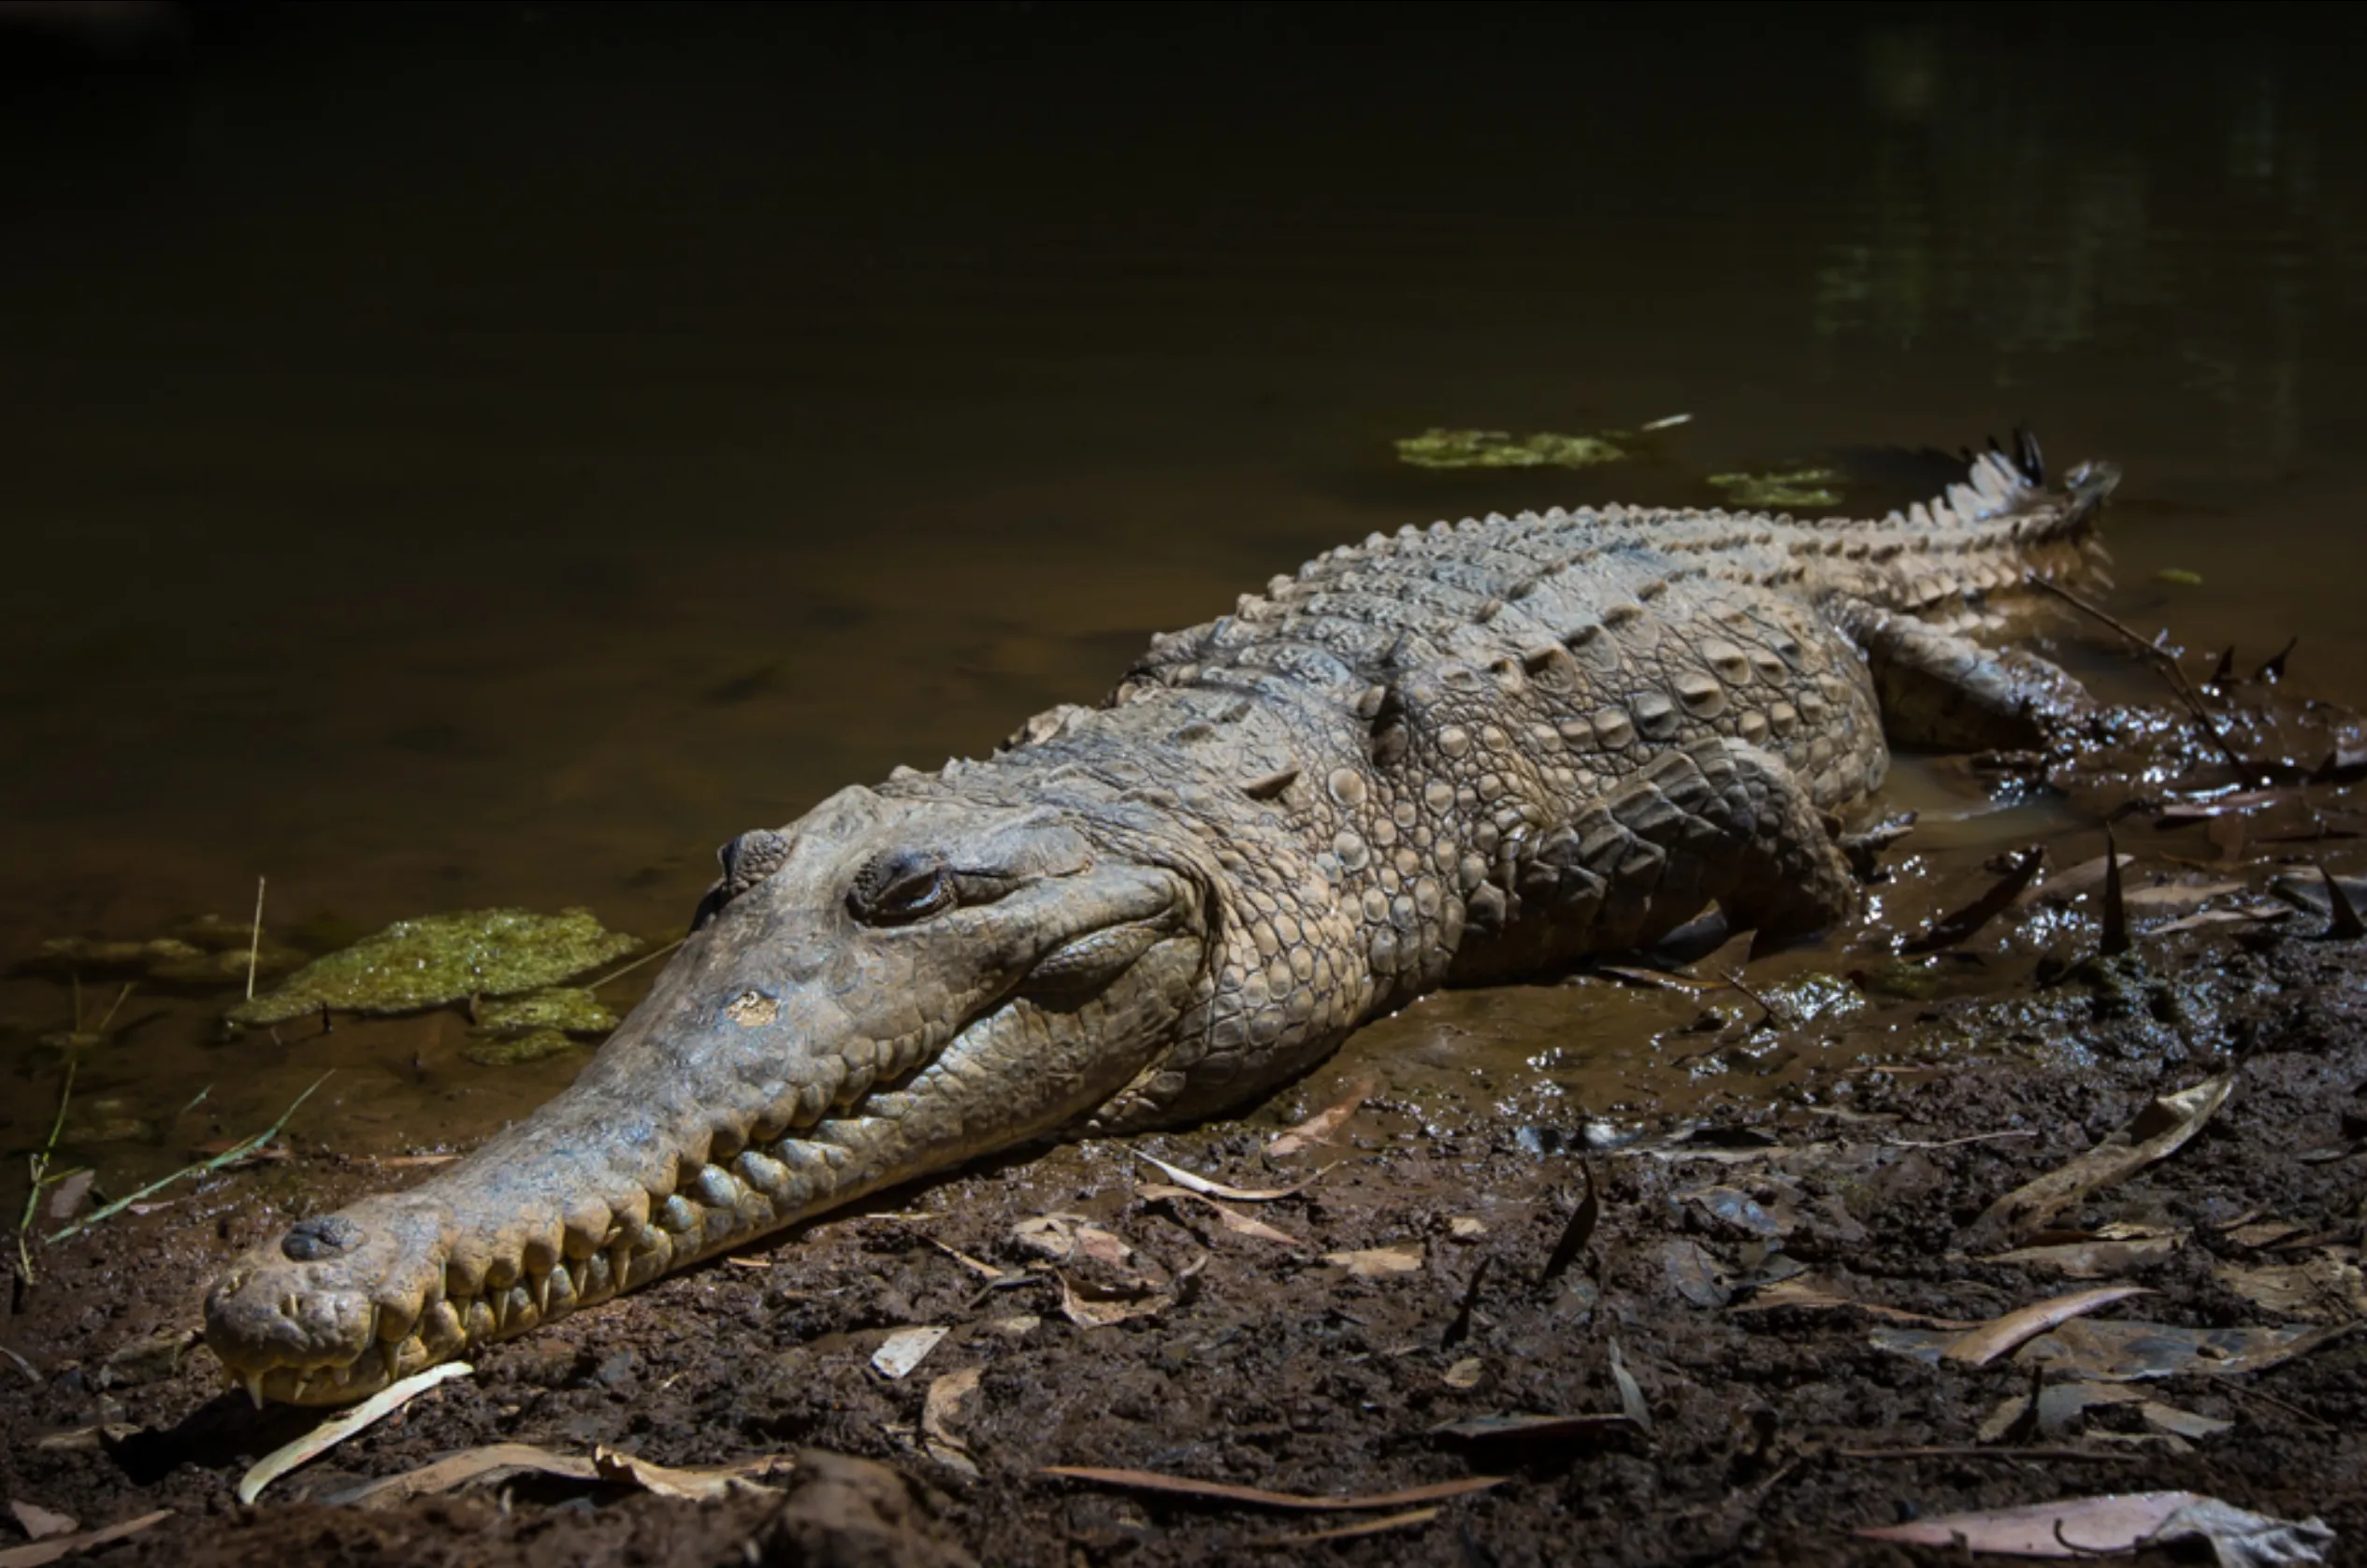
left=206, top=439, right=2118, bottom=1403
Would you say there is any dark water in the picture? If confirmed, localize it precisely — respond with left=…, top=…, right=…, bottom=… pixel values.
left=4, top=5, right=2364, bottom=1186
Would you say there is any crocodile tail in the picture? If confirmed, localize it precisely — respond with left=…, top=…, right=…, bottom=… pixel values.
left=1844, top=430, right=2120, bottom=613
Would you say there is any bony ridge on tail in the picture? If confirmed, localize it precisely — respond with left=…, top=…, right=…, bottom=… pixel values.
left=206, top=436, right=2118, bottom=1403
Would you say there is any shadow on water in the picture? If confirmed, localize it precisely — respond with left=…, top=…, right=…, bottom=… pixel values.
left=2, top=3, right=2363, bottom=1197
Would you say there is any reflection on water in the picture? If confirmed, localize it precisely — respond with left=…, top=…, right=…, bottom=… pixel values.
left=3, top=6, right=2364, bottom=1201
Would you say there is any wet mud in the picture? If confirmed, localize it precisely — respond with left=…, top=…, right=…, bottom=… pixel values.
left=5, top=672, right=2364, bottom=1566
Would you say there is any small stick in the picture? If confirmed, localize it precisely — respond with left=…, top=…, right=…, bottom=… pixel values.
left=1721, top=968, right=1787, bottom=1029
left=93, top=982, right=134, bottom=1036
left=2025, top=574, right=2256, bottom=782
left=585, top=936, right=686, bottom=993
left=2213, top=1374, right=2334, bottom=1431
left=246, top=875, right=267, bottom=1001
left=48, top=1073, right=331, bottom=1244
left=2100, top=825, right=2129, bottom=957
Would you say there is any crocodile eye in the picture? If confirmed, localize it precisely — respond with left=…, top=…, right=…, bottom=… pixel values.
left=848, top=850, right=956, bottom=925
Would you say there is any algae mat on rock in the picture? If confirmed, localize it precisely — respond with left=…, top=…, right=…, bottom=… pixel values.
left=229, top=909, right=641, bottom=1027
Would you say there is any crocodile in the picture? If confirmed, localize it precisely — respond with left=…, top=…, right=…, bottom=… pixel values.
left=206, top=437, right=2118, bottom=1403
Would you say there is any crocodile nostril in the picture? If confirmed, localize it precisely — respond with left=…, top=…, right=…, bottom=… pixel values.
left=281, top=1215, right=364, bottom=1261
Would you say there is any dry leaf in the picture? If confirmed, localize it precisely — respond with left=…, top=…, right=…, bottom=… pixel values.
left=1135, top=1152, right=1327, bottom=1201
left=1138, top=1184, right=1306, bottom=1247
left=591, top=1446, right=788, bottom=1502
left=922, top=1367, right=981, bottom=1447
left=871, top=1327, right=949, bottom=1380
left=2017, top=1317, right=2349, bottom=1381
left=7, top=1503, right=76, bottom=1541
left=2215, top=1254, right=2367, bottom=1321
left=1943, top=1286, right=2152, bottom=1366
left=333, top=1443, right=599, bottom=1508
left=1729, top=1275, right=1977, bottom=1329
left=1267, top=1076, right=1378, bottom=1158
left=1012, top=1214, right=1132, bottom=1267
left=1448, top=1217, right=1488, bottom=1241
left=1057, top=1273, right=1173, bottom=1329
left=1324, top=1244, right=1422, bottom=1277
left=237, top=1362, right=475, bottom=1504
left=1040, top=1465, right=1503, bottom=1512
left=1860, top=1490, right=2331, bottom=1561
left=1970, top=1074, right=2233, bottom=1244
left=1983, top=1235, right=2186, bottom=1277
left=1442, top=1358, right=1484, bottom=1389
left=0, top=1509, right=171, bottom=1568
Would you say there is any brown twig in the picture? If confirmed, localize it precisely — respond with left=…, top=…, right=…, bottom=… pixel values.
left=2025, top=573, right=2257, bottom=782
left=2212, top=1374, right=2334, bottom=1431
left=585, top=936, right=686, bottom=993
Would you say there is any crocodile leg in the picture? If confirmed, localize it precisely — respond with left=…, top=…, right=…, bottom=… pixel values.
left=1451, top=736, right=1863, bottom=984
left=1833, top=598, right=2093, bottom=752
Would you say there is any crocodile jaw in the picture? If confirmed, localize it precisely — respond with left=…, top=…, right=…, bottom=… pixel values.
left=204, top=790, right=1216, bottom=1403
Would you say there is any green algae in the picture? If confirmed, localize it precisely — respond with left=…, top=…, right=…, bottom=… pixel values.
left=230, top=908, right=641, bottom=1027
left=26, top=933, right=306, bottom=987
left=1704, top=468, right=1845, bottom=509
left=1395, top=428, right=1627, bottom=470
left=461, top=1028, right=585, bottom=1068
left=472, top=986, right=617, bottom=1037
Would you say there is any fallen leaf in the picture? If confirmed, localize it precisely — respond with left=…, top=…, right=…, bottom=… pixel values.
left=591, top=1446, right=788, bottom=1502
left=1324, top=1244, right=1422, bottom=1277
left=1011, top=1214, right=1132, bottom=1268
left=2215, top=1254, right=2367, bottom=1321
left=1859, top=1491, right=2203, bottom=1556
left=2016, top=1317, right=2349, bottom=1381
left=1267, top=1076, right=1378, bottom=1158
left=1943, top=1286, right=2152, bottom=1366
left=0, top=1509, right=171, bottom=1568
left=984, top=1315, right=1039, bottom=1337
left=1607, top=1339, right=1652, bottom=1432
left=1134, top=1152, right=1327, bottom=1201
left=1247, top=1505, right=1441, bottom=1548
left=7, top=1503, right=76, bottom=1541
left=921, top=1366, right=981, bottom=1449
left=1903, top=846, right=2045, bottom=954
left=1139, top=1183, right=1306, bottom=1247
left=1057, top=1273, right=1173, bottom=1329
left=1442, top=1358, right=1484, bottom=1389
left=2140, top=1402, right=2233, bottom=1441
left=1658, top=1237, right=1729, bottom=1307
left=871, top=1327, right=949, bottom=1380
left=1040, top=1465, right=1503, bottom=1512
left=1859, top=1490, right=2332, bottom=1561
left=1969, top=1073, right=2233, bottom=1244
left=1983, top=1235, right=2186, bottom=1277
left=237, top=1362, right=474, bottom=1504
left=1730, top=1275, right=1978, bottom=1329
left=1447, top=1217, right=1488, bottom=1241
left=329, top=1443, right=598, bottom=1508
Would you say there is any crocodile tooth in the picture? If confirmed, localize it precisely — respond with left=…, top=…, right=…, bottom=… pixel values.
left=242, top=1371, right=267, bottom=1409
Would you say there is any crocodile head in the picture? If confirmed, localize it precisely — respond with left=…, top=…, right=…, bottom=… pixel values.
left=204, top=784, right=1219, bottom=1403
